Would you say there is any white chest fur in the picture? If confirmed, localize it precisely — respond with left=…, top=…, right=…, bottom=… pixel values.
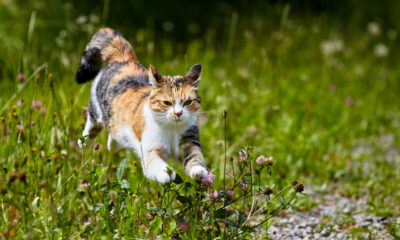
left=140, top=103, right=195, bottom=159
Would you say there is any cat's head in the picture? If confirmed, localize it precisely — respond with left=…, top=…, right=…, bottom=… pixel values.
left=148, top=64, right=202, bottom=126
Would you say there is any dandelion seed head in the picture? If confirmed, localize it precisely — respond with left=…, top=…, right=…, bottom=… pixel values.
left=367, top=22, right=380, bottom=36
left=374, top=43, right=389, bottom=58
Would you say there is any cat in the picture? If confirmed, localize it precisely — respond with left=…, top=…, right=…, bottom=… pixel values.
left=75, top=28, right=208, bottom=184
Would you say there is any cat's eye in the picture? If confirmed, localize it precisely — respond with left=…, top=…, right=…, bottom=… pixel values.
left=183, top=100, right=192, bottom=106
left=163, top=101, right=172, bottom=106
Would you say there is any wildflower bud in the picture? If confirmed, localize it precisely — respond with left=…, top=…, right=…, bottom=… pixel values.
left=61, top=150, right=67, bottom=156
left=230, top=157, right=233, bottom=162
left=48, top=73, right=53, bottom=81
left=132, top=193, right=136, bottom=199
left=39, top=180, right=46, bottom=188
left=255, top=169, right=261, bottom=175
left=264, top=187, right=273, bottom=195
left=56, top=163, right=62, bottom=171
left=179, top=221, right=190, bottom=231
left=12, top=105, right=17, bottom=112
left=205, top=225, right=214, bottom=233
left=8, top=173, right=17, bottom=182
left=51, top=154, right=58, bottom=160
left=35, top=72, right=40, bottom=80
left=223, top=109, right=227, bottom=118
left=1, top=117, right=4, bottom=123
left=31, top=147, right=37, bottom=153
left=294, top=183, right=304, bottom=193
left=39, top=107, right=46, bottom=115
left=0, top=187, right=6, bottom=195
left=40, top=151, right=46, bottom=158
left=240, top=179, right=248, bottom=191
left=266, top=157, right=274, bottom=166
left=17, top=73, right=25, bottom=83
left=206, top=190, right=219, bottom=200
left=17, top=170, right=26, bottom=182
left=145, top=213, right=153, bottom=221
left=201, top=172, right=215, bottom=188
left=17, top=124, right=24, bottom=134
left=226, top=190, right=234, bottom=200
left=238, top=149, right=247, bottom=162
left=292, top=180, right=298, bottom=186
left=56, top=141, right=62, bottom=149
left=256, top=155, right=265, bottom=165
left=12, top=111, right=17, bottom=118
left=24, top=153, right=28, bottom=160
left=94, top=143, right=100, bottom=150
left=69, top=141, right=75, bottom=148
left=17, top=99, right=23, bottom=107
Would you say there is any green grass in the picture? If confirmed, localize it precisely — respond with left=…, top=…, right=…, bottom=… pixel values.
left=1, top=0, right=399, bottom=239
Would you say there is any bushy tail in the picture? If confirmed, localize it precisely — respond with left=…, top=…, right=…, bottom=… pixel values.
left=75, top=28, right=138, bottom=83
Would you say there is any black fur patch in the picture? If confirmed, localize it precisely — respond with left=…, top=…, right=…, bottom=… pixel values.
left=76, top=48, right=102, bottom=83
left=88, top=100, right=99, bottom=123
left=181, top=125, right=201, bottom=148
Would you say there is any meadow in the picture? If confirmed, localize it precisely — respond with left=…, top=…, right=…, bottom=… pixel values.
left=0, top=0, right=399, bottom=239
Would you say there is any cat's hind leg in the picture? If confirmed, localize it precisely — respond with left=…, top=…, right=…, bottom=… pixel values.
left=78, top=115, right=103, bottom=148
left=107, top=134, right=121, bottom=153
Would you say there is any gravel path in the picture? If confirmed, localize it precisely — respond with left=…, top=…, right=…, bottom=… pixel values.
left=254, top=192, right=396, bottom=239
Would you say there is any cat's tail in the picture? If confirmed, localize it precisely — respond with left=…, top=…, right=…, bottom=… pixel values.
left=75, top=28, right=138, bottom=83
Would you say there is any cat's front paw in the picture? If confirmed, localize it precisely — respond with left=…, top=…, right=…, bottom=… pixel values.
left=146, top=162, right=176, bottom=184
left=189, top=165, right=208, bottom=179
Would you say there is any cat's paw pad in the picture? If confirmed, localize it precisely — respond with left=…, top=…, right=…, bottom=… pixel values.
left=189, top=165, right=208, bottom=179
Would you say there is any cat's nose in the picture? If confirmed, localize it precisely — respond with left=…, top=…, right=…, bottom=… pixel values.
left=175, top=111, right=183, bottom=118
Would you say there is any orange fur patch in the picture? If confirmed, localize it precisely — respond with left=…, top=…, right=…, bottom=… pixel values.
left=110, top=86, right=152, bottom=141
left=111, top=62, right=147, bottom=84
left=99, top=28, right=137, bottom=64
left=148, top=79, right=201, bottom=112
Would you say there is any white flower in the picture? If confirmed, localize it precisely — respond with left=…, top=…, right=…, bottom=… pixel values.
left=76, top=15, right=88, bottom=25
left=320, top=39, right=344, bottom=56
left=367, top=22, right=380, bottom=36
left=374, top=43, right=389, bottom=58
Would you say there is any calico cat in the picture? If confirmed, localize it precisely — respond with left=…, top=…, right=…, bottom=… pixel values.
left=76, top=28, right=208, bottom=184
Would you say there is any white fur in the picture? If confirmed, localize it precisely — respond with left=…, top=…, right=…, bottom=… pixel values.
left=189, top=165, right=208, bottom=179
left=90, top=70, right=104, bottom=122
left=148, top=68, right=157, bottom=87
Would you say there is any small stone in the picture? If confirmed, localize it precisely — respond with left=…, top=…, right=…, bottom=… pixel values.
left=336, top=232, right=345, bottom=238
left=320, top=227, right=330, bottom=236
left=360, top=218, right=373, bottom=228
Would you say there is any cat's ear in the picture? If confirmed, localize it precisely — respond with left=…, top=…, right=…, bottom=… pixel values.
left=186, top=64, right=201, bottom=87
left=148, top=65, right=163, bottom=87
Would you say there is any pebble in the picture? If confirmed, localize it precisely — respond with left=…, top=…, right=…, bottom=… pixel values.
left=320, top=227, right=330, bottom=236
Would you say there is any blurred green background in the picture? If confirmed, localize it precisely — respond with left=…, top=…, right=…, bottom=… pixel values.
left=0, top=0, right=399, bottom=238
